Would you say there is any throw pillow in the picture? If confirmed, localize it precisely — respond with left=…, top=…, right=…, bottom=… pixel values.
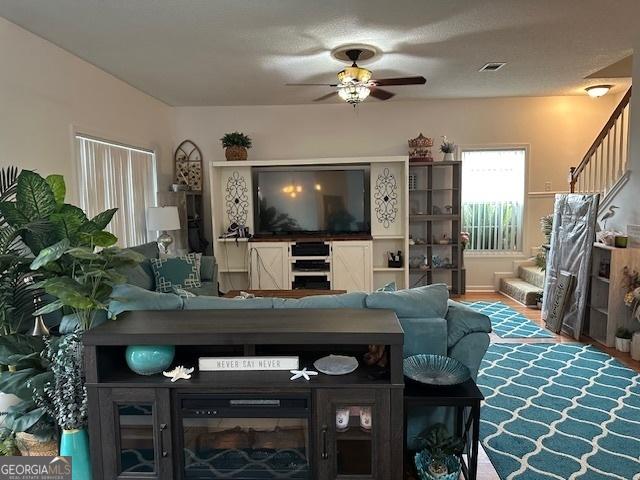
left=150, top=253, right=202, bottom=293
left=172, top=286, right=196, bottom=298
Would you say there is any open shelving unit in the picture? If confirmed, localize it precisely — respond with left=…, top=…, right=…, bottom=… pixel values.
left=408, top=160, right=465, bottom=295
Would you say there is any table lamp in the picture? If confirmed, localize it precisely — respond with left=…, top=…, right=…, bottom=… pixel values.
left=147, top=206, right=181, bottom=254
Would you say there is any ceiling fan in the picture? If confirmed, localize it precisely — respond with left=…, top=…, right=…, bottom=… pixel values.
left=286, top=48, right=426, bottom=105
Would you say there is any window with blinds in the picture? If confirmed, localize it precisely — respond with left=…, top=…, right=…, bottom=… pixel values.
left=75, top=135, right=156, bottom=248
left=461, top=148, right=526, bottom=252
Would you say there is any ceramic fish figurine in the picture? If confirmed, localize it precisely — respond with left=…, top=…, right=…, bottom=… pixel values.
left=289, top=368, right=318, bottom=381
left=163, top=365, right=194, bottom=382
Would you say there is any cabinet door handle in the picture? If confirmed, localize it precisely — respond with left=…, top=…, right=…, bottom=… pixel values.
left=159, top=423, right=168, bottom=457
left=321, top=425, right=328, bottom=460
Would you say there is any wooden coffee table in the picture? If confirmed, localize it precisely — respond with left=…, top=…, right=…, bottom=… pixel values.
left=223, top=289, right=346, bottom=299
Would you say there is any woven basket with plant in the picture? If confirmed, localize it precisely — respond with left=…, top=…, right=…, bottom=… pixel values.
left=221, top=132, right=252, bottom=161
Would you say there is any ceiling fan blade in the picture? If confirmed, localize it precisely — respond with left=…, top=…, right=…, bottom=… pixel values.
left=369, top=88, right=395, bottom=100
left=286, top=83, right=338, bottom=87
left=313, top=91, right=338, bottom=102
left=372, top=76, right=427, bottom=86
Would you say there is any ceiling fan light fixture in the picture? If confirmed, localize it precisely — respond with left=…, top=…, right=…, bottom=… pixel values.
left=337, top=66, right=372, bottom=84
left=338, top=84, right=370, bottom=104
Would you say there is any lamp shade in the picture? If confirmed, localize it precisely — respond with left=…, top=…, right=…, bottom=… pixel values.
left=147, top=206, right=180, bottom=231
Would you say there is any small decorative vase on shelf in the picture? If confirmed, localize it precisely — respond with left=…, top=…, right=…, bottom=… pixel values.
left=631, top=332, right=640, bottom=361
left=60, top=428, right=92, bottom=480
left=442, top=152, right=455, bottom=162
left=126, top=345, right=175, bottom=375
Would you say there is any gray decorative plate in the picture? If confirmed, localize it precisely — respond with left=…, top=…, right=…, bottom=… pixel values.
left=403, top=354, right=470, bottom=385
left=313, top=355, right=359, bottom=375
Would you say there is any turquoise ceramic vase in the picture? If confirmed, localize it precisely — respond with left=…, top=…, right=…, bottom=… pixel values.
left=60, top=428, right=92, bottom=480
left=125, top=345, right=175, bottom=375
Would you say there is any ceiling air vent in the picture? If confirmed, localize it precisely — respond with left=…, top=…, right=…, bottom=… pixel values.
left=479, top=62, right=506, bottom=72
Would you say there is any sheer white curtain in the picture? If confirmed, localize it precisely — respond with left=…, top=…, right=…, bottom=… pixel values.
left=76, top=135, right=156, bottom=247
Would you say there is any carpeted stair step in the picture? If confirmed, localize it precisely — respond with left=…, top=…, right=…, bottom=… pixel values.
left=518, top=265, right=545, bottom=289
left=500, top=277, right=542, bottom=306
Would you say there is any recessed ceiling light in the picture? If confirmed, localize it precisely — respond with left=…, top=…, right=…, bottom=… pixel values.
left=585, top=85, right=612, bottom=98
left=479, top=62, right=506, bottom=72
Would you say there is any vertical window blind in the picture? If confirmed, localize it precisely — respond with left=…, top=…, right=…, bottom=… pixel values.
left=461, top=149, right=526, bottom=252
left=76, top=135, right=156, bottom=248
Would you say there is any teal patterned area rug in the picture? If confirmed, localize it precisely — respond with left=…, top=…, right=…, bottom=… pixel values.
left=463, top=301, right=553, bottom=338
left=477, top=343, right=640, bottom=480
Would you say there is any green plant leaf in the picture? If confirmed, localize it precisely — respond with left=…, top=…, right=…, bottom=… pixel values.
left=6, top=352, right=43, bottom=370
left=30, top=238, right=70, bottom=270
left=5, top=403, right=46, bottom=434
left=15, top=170, right=57, bottom=221
left=40, top=277, right=94, bottom=310
left=0, top=368, right=41, bottom=399
left=91, top=208, right=118, bottom=230
left=50, top=205, right=87, bottom=241
left=0, top=334, right=44, bottom=365
left=45, top=175, right=66, bottom=206
left=65, top=247, right=100, bottom=260
left=0, top=202, right=30, bottom=228
left=32, top=299, right=64, bottom=316
left=89, top=231, right=118, bottom=247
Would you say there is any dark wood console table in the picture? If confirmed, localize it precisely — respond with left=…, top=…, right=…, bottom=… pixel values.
left=84, top=309, right=404, bottom=480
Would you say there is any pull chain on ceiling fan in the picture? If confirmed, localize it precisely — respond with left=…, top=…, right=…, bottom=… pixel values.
left=286, top=47, right=426, bottom=105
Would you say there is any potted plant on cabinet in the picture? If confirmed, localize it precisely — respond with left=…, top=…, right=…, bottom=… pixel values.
left=221, top=131, right=252, bottom=161
left=415, top=423, right=464, bottom=479
left=615, top=328, right=632, bottom=353
left=622, top=267, right=640, bottom=360
left=440, top=137, right=456, bottom=162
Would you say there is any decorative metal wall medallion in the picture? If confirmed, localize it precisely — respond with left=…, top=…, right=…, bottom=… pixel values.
left=374, top=168, right=398, bottom=228
left=224, top=171, right=249, bottom=225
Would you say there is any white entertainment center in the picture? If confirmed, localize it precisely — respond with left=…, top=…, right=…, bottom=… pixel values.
left=209, top=156, right=409, bottom=292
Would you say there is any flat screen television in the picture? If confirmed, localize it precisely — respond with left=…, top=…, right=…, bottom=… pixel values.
left=253, top=166, right=370, bottom=236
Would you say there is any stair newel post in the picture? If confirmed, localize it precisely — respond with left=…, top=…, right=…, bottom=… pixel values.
left=568, top=167, right=576, bottom=193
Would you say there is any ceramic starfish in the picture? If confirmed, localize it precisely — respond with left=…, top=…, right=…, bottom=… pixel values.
left=163, top=365, right=194, bottom=382
left=289, top=368, right=318, bottom=381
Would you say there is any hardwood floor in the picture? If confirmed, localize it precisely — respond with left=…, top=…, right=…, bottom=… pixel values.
left=455, top=292, right=640, bottom=480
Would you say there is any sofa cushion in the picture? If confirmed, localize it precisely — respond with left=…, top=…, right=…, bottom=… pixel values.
left=184, top=281, right=219, bottom=297
left=445, top=300, right=492, bottom=348
left=365, top=284, right=448, bottom=318
left=183, top=296, right=275, bottom=310
left=108, top=283, right=184, bottom=317
left=399, top=317, right=447, bottom=357
left=151, top=254, right=202, bottom=293
left=119, top=259, right=155, bottom=290
left=272, top=292, right=367, bottom=309
left=128, top=241, right=159, bottom=259
left=200, top=256, right=216, bottom=281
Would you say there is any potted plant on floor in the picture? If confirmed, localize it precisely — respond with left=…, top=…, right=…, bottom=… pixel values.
left=615, top=328, right=632, bottom=353
left=221, top=131, right=252, bottom=161
left=34, top=333, right=90, bottom=479
left=415, top=423, right=464, bottom=479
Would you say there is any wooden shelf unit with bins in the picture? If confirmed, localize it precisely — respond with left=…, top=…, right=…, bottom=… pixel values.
left=587, top=243, right=640, bottom=347
left=209, top=157, right=410, bottom=293
left=408, top=161, right=465, bottom=295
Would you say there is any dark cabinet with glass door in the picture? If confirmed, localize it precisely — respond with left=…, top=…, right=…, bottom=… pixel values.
left=97, top=388, right=172, bottom=479
left=314, top=389, right=391, bottom=479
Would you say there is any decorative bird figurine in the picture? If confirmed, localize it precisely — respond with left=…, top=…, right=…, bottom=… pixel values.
left=601, top=205, right=619, bottom=229
left=289, top=368, right=318, bottom=381
left=163, top=365, right=194, bottom=382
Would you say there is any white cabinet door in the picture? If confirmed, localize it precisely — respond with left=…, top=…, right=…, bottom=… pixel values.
left=249, top=242, right=290, bottom=289
left=331, top=241, right=373, bottom=292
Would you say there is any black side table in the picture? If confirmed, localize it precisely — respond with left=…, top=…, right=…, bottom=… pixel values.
left=404, top=378, right=484, bottom=480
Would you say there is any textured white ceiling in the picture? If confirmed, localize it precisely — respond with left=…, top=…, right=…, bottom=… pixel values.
left=0, top=0, right=635, bottom=106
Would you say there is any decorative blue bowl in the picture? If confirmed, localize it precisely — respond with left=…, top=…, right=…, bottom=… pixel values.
left=126, top=345, right=175, bottom=376
left=415, top=450, right=461, bottom=480
left=403, top=354, right=470, bottom=386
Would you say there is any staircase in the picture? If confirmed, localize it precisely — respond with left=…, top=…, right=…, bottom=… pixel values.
left=569, top=87, right=632, bottom=205
left=500, top=264, right=544, bottom=306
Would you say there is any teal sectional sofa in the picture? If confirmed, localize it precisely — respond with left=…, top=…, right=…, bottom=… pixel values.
left=99, top=280, right=491, bottom=448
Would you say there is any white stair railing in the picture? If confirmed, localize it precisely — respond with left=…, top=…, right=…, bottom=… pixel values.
left=569, top=88, right=632, bottom=197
